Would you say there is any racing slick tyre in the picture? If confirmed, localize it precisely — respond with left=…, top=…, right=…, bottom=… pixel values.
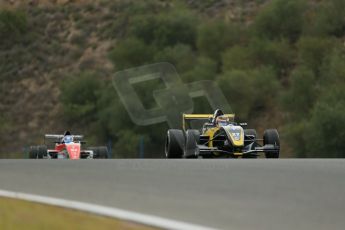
left=263, top=129, right=280, bottom=158
left=38, top=145, right=47, bottom=158
left=165, top=129, right=185, bottom=158
left=89, top=147, right=109, bottom=159
left=29, top=146, right=38, bottom=159
left=29, top=145, right=47, bottom=159
left=97, top=147, right=109, bottom=158
left=184, top=129, right=200, bottom=158
left=88, top=147, right=97, bottom=158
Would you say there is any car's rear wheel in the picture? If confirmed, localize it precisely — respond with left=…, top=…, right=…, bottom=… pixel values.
left=97, top=147, right=109, bottom=158
left=29, top=145, right=47, bottom=159
left=165, top=129, right=185, bottom=158
left=263, top=129, right=280, bottom=158
left=89, top=147, right=109, bottom=159
left=184, top=129, right=200, bottom=158
left=29, top=146, right=38, bottom=159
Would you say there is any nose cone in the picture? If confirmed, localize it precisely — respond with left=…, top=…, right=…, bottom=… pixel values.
left=65, top=143, right=81, bottom=159
left=223, top=125, right=244, bottom=147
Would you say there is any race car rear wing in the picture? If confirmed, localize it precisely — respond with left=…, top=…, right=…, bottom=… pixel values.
left=45, top=134, right=84, bottom=139
left=182, top=114, right=235, bottom=131
left=44, top=134, right=84, bottom=143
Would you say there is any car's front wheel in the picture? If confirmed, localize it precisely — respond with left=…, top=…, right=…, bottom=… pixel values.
left=263, top=129, right=280, bottom=158
left=165, top=129, right=185, bottom=158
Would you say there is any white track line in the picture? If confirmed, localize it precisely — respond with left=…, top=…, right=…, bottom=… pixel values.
left=0, top=189, right=217, bottom=230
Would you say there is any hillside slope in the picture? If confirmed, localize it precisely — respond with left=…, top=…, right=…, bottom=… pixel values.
left=0, top=0, right=268, bottom=155
left=1, top=0, right=344, bottom=158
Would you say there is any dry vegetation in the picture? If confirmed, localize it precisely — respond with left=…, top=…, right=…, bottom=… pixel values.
left=1, top=0, right=344, bottom=157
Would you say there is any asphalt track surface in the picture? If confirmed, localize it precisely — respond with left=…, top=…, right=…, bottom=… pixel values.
left=0, top=159, right=344, bottom=230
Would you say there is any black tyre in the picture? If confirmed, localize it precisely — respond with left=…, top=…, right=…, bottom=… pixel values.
left=165, top=129, right=185, bottom=158
left=263, top=129, right=280, bottom=158
left=89, top=147, right=109, bottom=159
left=184, top=129, right=200, bottom=158
left=29, top=146, right=38, bottom=159
left=88, top=147, right=97, bottom=158
left=29, top=145, right=47, bottom=159
left=38, top=145, right=47, bottom=158
left=97, top=146, right=109, bottom=158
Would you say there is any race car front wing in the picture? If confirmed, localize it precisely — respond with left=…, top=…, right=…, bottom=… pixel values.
left=196, top=144, right=280, bottom=158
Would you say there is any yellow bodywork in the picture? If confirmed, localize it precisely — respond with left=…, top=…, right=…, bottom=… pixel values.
left=204, top=127, right=219, bottom=147
left=183, top=113, right=244, bottom=148
left=222, top=125, right=244, bottom=147
left=182, top=114, right=235, bottom=131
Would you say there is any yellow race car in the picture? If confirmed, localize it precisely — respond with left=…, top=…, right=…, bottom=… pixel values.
left=165, top=109, right=280, bottom=158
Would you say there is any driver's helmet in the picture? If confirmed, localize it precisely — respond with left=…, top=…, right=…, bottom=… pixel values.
left=63, top=135, right=73, bottom=143
left=216, top=115, right=230, bottom=127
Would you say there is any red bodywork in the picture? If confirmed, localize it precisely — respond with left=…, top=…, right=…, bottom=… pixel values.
left=54, top=143, right=81, bottom=159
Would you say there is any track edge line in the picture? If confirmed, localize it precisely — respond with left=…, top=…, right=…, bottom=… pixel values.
left=0, top=189, right=217, bottom=230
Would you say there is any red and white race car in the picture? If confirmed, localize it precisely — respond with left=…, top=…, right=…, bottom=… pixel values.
left=28, top=131, right=109, bottom=159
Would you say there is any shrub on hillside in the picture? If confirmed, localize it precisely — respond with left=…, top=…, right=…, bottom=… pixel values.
left=297, top=36, right=337, bottom=75
left=283, top=121, right=309, bottom=157
left=306, top=87, right=345, bottom=157
left=129, top=10, right=198, bottom=48
left=183, top=56, right=217, bottom=83
left=305, top=0, right=345, bottom=37
left=197, top=20, right=245, bottom=62
left=217, top=67, right=279, bottom=120
left=319, top=49, right=345, bottom=86
left=109, top=37, right=154, bottom=70
left=113, top=129, right=144, bottom=158
left=222, top=45, right=254, bottom=71
left=128, top=15, right=157, bottom=44
left=281, top=66, right=316, bottom=118
left=96, top=86, right=134, bottom=134
left=0, top=10, right=27, bottom=46
left=153, top=44, right=196, bottom=73
left=249, top=38, right=295, bottom=75
left=152, top=11, right=198, bottom=48
left=60, top=72, right=101, bottom=123
left=222, top=39, right=295, bottom=75
left=252, top=0, right=306, bottom=42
